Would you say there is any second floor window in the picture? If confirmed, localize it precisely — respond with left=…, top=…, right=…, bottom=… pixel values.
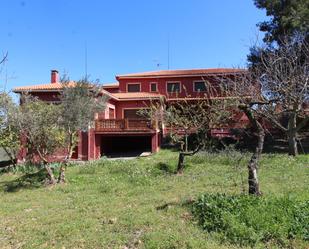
left=150, top=83, right=157, bottom=92
left=194, top=81, right=207, bottom=92
left=167, top=82, right=181, bottom=93
left=127, top=83, right=141, bottom=92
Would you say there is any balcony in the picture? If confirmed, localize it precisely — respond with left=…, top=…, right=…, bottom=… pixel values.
left=95, top=119, right=154, bottom=132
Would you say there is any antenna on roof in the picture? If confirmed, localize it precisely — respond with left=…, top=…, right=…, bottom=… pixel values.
left=85, top=41, right=88, bottom=80
left=153, top=59, right=162, bottom=69
left=167, top=34, right=170, bottom=70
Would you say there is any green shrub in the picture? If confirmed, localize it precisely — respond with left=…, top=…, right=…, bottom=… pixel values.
left=192, top=193, right=309, bottom=247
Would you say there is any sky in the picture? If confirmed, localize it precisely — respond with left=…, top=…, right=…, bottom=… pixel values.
left=1, top=0, right=267, bottom=91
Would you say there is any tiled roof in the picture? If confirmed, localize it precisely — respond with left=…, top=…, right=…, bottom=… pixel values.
left=13, top=82, right=117, bottom=100
left=102, top=83, right=119, bottom=88
left=116, top=68, right=247, bottom=79
left=112, top=92, right=164, bottom=100
left=13, top=82, right=76, bottom=92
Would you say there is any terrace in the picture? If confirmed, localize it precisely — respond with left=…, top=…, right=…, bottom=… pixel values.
left=95, top=119, right=154, bottom=132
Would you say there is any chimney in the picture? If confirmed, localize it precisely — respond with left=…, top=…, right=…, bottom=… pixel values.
left=51, top=70, right=59, bottom=83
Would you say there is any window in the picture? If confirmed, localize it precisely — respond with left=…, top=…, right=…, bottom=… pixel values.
left=109, top=108, right=115, bottom=119
left=150, top=83, right=157, bottom=92
left=167, top=82, right=181, bottom=93
left=124, top=109, right=144, bottom=119
left=194, top=81, right=207, bottom=92
left=127, top=83, right=140, bottom=92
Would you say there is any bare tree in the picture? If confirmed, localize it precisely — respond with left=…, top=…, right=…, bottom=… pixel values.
left=142, top=84, right=232, bottom=175
left=218, top=72, right=267, bottom=195
left=0, top=52, right=8, bottom=66
left=253, top=35, right=309, bottom=156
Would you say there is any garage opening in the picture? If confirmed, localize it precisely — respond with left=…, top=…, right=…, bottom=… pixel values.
left=101, top=135, right=151, bottom=157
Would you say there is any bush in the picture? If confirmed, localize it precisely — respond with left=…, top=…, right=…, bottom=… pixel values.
left=192, top=193, right=309, bottom=247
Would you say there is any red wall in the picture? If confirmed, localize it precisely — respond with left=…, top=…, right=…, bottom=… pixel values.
left=117, top=76, right=222, bottom=98
left=115, top=100, right=151, bottom=119
left=102, top=87, right=119, bottom=93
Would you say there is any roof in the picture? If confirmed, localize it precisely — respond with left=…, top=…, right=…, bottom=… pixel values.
left=13, top=82, right=76, bottom=92
left=112, top=92, right=164, bottom=100
left=102, top=83, right=119, bottom=88
left=116, top=68, right=247, bottom=79
left=13, top=81, right=118, bottom=100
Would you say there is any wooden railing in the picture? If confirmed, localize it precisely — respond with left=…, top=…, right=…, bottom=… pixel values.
left=95, top=119, right=153, bottom=132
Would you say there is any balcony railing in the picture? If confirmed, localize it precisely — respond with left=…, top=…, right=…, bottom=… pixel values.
left=95, top=119, right=153, bottom=132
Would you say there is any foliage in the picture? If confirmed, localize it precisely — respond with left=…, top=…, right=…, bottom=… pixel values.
left=192, top=193, right=309, bottom=247
left=141, top=88, right=232, bottom=174
left=58, top=79, right=107, bottom=157
left=17, top=95, right=65, bottom=163
left=254, top=0, right=309, bottom=44
left=57, top=78, right=107, bottom=182
left=0, top=92, right=20, bottom=165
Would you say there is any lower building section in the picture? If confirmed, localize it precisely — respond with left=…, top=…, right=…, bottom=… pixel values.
left=85, top=129, right=160, bottom=160
left=100, top=135, right=151, bottom=157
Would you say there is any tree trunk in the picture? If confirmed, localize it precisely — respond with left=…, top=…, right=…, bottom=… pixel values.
left=248, top=129, right=264, bottom=195
left=44, top=164, right=56, bottom=185
left=2, top=147, right=17, bottom=168
left=287, top=114, right=298, bottom=156
left=58, top=163, right=66, bottom=183
left=177, top=152, right=185, bottom=175
left=288, top=131, right=298, bottom=156
left=58, top=133, right=74, bottom=183
left=239, top=104, right=264, bottom=196
left=36, top=149, right=56, bottom=185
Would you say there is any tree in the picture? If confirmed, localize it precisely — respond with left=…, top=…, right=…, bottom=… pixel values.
left=254, top=0, right=309, bottom=45
left=0, top=52, right=8, bottom=66
left=57, top=79, right=107, bottom=183
left=249, top=1, right=309, bottom=68
left=218, top=72, right=267, bottom=196
left=253, top=36, right=309, bottom=156
left=16, top=95, right=64, bottom=184
left=142, top=85, right=231, bottom=175
left=0, top=92, right=20, bottom=167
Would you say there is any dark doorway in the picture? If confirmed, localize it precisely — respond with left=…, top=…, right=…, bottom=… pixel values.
left=101, top=135, right=151, bottom=157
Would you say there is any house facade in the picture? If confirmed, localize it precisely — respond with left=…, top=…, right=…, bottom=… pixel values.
left=13, top=68, right=248, bottom=161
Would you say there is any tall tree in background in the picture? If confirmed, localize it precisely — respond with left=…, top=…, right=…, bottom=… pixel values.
left=254, top=0, right=309, bottom=45
left=249, top=0, right=309, bottom=66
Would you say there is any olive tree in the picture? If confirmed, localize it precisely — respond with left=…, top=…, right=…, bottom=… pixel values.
left=16, top=95, right=64, bottom=184
left=0, top=92, right=19, bottom=167
left=57, top=79, right=107, bottom=183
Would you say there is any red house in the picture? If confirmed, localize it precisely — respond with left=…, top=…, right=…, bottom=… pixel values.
left=13, top=68, right=247, bottom=161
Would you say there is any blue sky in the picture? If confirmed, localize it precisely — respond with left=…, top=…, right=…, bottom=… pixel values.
left=1, top=0, right=267, bottom=90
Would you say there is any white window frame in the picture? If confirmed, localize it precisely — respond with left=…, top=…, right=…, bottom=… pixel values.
left=166, top=81, right=181, bottom=93
left=126, top=83, right=141, bottom=92
left=122, top=107, right=150, bottom=119
left=149, top=82, right=158, bottom=92
left=193, top=80, right=208, bottom=92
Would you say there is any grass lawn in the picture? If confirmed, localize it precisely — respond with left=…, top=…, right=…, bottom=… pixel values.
left=0, top=150, right=308, bottom=249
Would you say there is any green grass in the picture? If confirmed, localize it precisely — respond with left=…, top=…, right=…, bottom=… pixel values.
left=0, top=150, right=308, bottom=249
